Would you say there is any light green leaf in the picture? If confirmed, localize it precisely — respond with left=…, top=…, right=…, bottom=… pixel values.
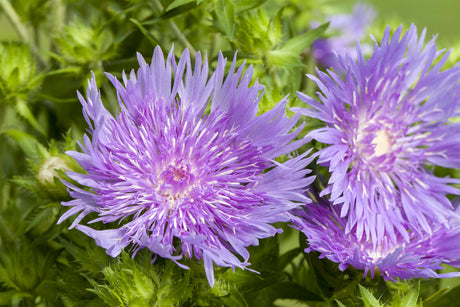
left=267, top=22, right=329, bottom=67
left=5, top=129, right=49, bottom=162
left=15, top=99, right=47, bottom=136
left=359, top=284, right=382, bottom=307
left=281, top=22, right=329, bottom=54
left=399, top=283, right=419, bottom=307
left=213, top=0, right=235, bottom=40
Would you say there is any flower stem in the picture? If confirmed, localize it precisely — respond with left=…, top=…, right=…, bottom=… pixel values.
left=151, top=0, right=196, bottom=57
left=50, top=0, right=66, bottom=52
left=305, top=53, right=316, bottom=96
left=0, top=0, right=28, bottom=42
left=0, top=0, right=46, bottom=67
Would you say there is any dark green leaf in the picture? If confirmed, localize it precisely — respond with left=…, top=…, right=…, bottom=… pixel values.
left=278, top=247, right=303, bottom=270
left=143, top=2, right=198, bottom=25
left=423, top=285, right=460, bottom=307
left=267, top=281, right=323, bottom=302
left=166, top=0, right=196, bottom=11
left=130, top=19, right=161, bottom=46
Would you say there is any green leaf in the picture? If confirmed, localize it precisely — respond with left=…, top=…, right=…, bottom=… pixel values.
left=423, top=285, right=460, bottom=307
left=166, top=0, right=195, bottom=11
left=278, top=247, right=303, bottom=270
left=233, top=0, right=268, bottom=13
left=211, top=279, right=248, bottom=307
left=0, top=291, right=21, bottom=305
left=221, top=286, right=249, bottom=307
left=282, top=22, right=329, bottom=54
left=359, top=285, right=382, bottom=307
left=398, top=282, right=419, bottom=307
left=267, top=22, right=329, bottom=67
left=25, top=206, right=56, bottom=233
left=213, top=0, right=235, bottom=40
left=15, top=99, right=47, bottom=136
left=271, top=281, right=323, bottom=302
left=130, top=18, right=160, bottom=46
left=143, top=2, right=198, bottom=25
left=5, top=129, right=48, bottom=162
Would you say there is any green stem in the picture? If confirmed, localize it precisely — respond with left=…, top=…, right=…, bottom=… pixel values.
left=0, top=0, right=28, bottom=42
left=0, top=104, right=7, bottom=182
left=305, top=53, right=316, bottom=96
left=0, top=214, right=14, bottom=242
left=0, top=0, right=46, bottom=67
left=151, top=0, right=196, bottom=57
left=51, top=0, right=65, bottom=43
left=270, top=67, right=281, bottom=89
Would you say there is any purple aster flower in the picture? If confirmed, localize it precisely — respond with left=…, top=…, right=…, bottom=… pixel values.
left=312, top=2, right=376, bottom=72
left=292, top=195, right=460, bottom=280
left=58, top=46, right=314, bottom=286
left=294, top=25, right=460, bottom=247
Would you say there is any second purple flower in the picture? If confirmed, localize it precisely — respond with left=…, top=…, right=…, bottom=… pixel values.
left=295, top=24, right=460, bottom=246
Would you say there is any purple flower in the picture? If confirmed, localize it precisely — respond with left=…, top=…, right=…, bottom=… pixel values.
left=312, top=2, right=376, bottom=72
left=58, top=46, right=314, bottom=286
left=292, top=196, right=460, bottom=280
left=295, top=25, right=460, bottom=247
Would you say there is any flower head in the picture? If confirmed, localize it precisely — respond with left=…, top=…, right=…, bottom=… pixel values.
left=295, top=25, right=460, bottom=246
left=312, top=2, right=376, bottom=72
left=292, top=196, right=460, bottom=280
left=59, top=46, right=314, bottom=286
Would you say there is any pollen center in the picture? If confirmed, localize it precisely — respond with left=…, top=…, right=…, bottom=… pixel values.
left=372, top=129, right=392, bottom=156
left=354, top=116, right=396, bottom=167
left=158, top=161, right=197, bottom=209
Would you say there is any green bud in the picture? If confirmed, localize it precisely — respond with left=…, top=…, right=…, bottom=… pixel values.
left=87, top=252, right=193, bottom=306
left=37, top=156, right=69, bottom=184
left=232, top=9, right=282, bottom=57
left=37, top=155, right=73, bottom=199
left=55, top=20, right=116, bottom=67
left=0, top=43, right=38, bottom=101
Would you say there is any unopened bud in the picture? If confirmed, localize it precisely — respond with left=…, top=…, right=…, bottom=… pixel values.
left=37, top=156, right=69, bottom=186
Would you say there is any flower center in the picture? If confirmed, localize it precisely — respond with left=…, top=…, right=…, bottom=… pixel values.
left=372, top=129, right=392, bottom=156
left=354, top=116, right=396, bottom=168
left=158, top=161, right=197, bottom=209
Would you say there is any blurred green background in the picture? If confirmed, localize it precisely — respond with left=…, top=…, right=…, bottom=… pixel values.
left=366, top=0, right=460, bottom=45
left=331, top=0, right=460, bottom=45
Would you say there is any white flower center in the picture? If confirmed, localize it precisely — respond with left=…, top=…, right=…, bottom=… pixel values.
left=354, top=116, right=395, bottom=166
left=372, top=129, right=392, bottom=156
left=364, top=242, right=400, bottom=262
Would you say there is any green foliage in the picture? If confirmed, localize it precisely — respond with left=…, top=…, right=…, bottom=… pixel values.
left=0, top=43, right=40, bottom=102
left=54, top=20, right=116, bottom=68
left=86, top=252, right=193, bottom=306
